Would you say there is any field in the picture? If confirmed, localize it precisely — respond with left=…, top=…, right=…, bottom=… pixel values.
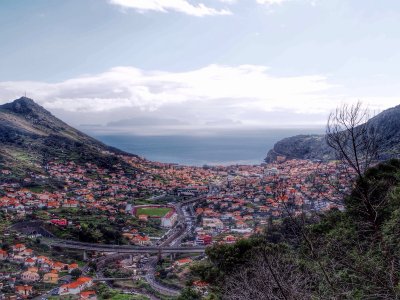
left=136, top=207, right=172, bottom=217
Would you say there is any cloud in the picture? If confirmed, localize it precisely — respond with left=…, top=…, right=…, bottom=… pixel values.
left=108, top=0, right=231, bottom=16
left=256, top=0, right=318, bottom=6
left=0, top=65, right=333, bottom=113
left=256, top=0, right=287, bottom=4
left=218, top=0, right=237, bottom=3
left=0, top=64, right=397, bottom=133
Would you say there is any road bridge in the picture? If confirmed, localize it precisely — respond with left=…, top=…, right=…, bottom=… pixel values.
left=42, top=238, right=206, bottom=254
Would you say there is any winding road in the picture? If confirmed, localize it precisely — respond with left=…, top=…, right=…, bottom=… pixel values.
left=13, top=195, right=207, bottom=298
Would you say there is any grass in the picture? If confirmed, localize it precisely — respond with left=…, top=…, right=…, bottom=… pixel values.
left=97, top=282, right=150, bottom=300
left=136, top=207, right=171, bottom=217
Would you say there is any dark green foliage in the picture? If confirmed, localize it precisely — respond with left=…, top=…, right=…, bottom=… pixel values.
left=206, top=237, right=264, bottom=276
left=177, top=287, right=202, bottom=300
left=70, top=268, right=82, bottom=279
left=201, top=160, right=400, bottom=299
left=346, top=159, right=400, bottom=228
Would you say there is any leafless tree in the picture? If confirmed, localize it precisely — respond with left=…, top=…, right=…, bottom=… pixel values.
left=324, top=102, right=400, bottom=298
left=326, top=102, right=385, bottom=231
left=222, top=248, right=313, bottom=300
left=326, top=101, right=379, bottom=179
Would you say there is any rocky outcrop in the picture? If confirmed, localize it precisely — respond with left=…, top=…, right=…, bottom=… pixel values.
left=265, top=104, right=400, bottom=162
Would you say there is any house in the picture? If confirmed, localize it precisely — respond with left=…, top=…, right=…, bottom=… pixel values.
left=68, top=263, right=79, bottom=273
left=50, top=219, right=68, bottom=227
left=59, top=277, right=93, bottom=295
left=12, top=243, right=26, bottom=253
left=223, top=235, right=236, bottom=244
left=174, top=258, right=193, bottom=267
left=196, top=234, right=212, bottom=246
left=63, top=200, right=79, bottom=208
left=192, top=280, right=209, bottom=295
left=0, top=249, right=8, bottom=260
left=47, top=201, right=59, bottom=208
left=80, top=290, right=97, bottom=300
left=15, top=285, right=33, bottom=298
left=131, top=234, right=151, bottom=246
left=43, top=271, right=59, bottom=284
left=24, top=258, right=35, bottom=266
left=21, top=271, right=40, bottom=282
left=202, top=218, right=224, bottom=230
left=20, top=248, right=34, bottom=257
left=52, top=261, right=67, bottom=271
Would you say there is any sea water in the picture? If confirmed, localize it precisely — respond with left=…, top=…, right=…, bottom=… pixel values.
left=93, top=128, right=324, bottom=166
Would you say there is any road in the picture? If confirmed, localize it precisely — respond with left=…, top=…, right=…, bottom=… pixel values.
left=19, top=195, right=207, bottom=299
left=41, top=238, right=206, bottom=254
left=144, top=257, right=181, bottom=297
left=142, top=196, right=202, bottom=297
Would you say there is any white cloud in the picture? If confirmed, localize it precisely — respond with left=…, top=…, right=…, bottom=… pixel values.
left=256, top=0, right=319, bottom=6
left=0, top=65, right=332, bottom=112
left=108, top=0, right=231, bottom=16
left=218, top=0, right=237, bottom=4
left=256, top=0, right=287, bottom=5
left=0, top=64, right=397, bottom=131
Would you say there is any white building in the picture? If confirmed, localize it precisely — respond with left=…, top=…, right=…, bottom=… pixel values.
left=161, top=210, right=178, bottom=227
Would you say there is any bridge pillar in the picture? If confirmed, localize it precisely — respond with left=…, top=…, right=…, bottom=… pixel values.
left=170, top=253, right=176, bottom=260
left=158, top=249, right=162, bottom=261
left=83, top=250, right=88, bottom=261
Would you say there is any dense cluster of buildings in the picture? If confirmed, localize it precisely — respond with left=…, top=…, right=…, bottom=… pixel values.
left=0, top=242, right=95, bottom=299
left=0, top=154, right=352, bottom=298
left=0, top=158, right=213, bottom=218
left=191, top=159, right=348, bottom=245
left=0, top=156, right=349, bottom=246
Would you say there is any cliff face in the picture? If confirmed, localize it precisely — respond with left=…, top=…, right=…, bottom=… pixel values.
left=367, top=105, right=400, bottom=159
left=265, top=134, right=333, bottom=162
left=265, top=104, right=400, bottom=162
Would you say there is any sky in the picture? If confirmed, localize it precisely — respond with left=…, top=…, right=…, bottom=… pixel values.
left=0, top=0, right=399, bottom=135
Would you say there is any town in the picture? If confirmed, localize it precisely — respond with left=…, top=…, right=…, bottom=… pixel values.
left=0, top=154, right=350, bottom=299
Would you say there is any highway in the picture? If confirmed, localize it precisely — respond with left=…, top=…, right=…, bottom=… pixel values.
left=41, top=238, right=206, bottom=254
left=142, top=195, right=204, bottom=296
left=143, top=257, right=181, bottom=297
left=16, top=195, right=207, bottom=299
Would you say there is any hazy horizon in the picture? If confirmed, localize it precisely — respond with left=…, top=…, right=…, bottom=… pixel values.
left=92, top=127, right=325, bottom=166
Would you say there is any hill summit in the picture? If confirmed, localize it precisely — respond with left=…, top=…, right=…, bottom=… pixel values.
left=0, top=97, right=137, bottom=174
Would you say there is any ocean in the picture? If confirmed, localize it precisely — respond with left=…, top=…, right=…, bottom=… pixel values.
left=93, top=128, right=324, bottom=166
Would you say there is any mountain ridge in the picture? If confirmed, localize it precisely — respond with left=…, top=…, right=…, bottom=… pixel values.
left=265, top=104, right=400, bottom=162
left=0, top=97, right=139, bottom=174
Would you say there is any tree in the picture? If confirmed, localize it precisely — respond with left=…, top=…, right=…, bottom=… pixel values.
left=177, top=287, right=202, bottom=300
left=70, top=268, right=82, bottom=279
left=326, top=101, right=379, bottom=178
left=326, top=102, right=383, bottom=232
left=223, top=247, right=313, bottom=300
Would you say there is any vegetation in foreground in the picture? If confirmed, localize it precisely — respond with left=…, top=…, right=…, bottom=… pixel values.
left=191, top=159, right=400, bottom=299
